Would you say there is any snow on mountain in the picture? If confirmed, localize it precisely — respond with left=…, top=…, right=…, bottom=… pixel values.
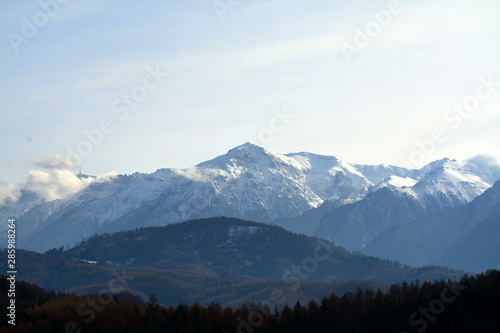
left=464, top=154, right=500, bottom=183
left=2, top=142, right=499, bottom=252
left=0, top=188, right=66, bottom=237
left=400, top=158, right=496, bottom=210
left=283, top=152, right=411, bottom=202
left=359, top=180, right=500, bottom=271
left=315, top=157, right=500, bottom=252
left=378, top=176, right=417, bottom=188
left=284, top=152, right=371, bottom=201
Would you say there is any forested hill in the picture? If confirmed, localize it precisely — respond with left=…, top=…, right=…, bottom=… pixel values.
left=58, top=217, right=461, bottom=284
left=1, top=270, right=499, bottom=333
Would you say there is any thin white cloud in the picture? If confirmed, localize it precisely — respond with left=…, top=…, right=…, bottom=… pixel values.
left=31, top=153, right=76, bottom=170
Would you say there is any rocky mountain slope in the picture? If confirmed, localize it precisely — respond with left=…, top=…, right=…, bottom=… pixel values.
left=1, top=143, right=498, bottom=253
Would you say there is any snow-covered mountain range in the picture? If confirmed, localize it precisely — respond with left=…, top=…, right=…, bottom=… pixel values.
left=1, top=143, right=499, bottom=255
left=358, top=179, right=500, bottom=272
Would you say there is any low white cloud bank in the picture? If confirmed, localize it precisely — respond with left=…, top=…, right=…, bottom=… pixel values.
left=0, top=163, right=118, bottom=205
left=25, top=170, right=92, bottom=202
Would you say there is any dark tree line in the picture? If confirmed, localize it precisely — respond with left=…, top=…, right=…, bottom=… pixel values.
left=1, top=270, right=499, bottom=332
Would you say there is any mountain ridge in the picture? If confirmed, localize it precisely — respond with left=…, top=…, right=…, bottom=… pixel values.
left=1, top=144, right=499, bottom=253
left=358, top=180, right=500, bottom=271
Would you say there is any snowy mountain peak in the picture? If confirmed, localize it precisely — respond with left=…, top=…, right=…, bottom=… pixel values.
left=3, top=144, right=500, bottom=252
left=230, top=141, right=265, bottom=152
left=198, top=142, right=273, bottom=168
left=414, top=158, right=492, bottom=188
left=226, top=142, right=274, bottom=162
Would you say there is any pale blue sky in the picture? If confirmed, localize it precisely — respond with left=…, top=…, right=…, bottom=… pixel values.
left=1, top=0, right=499, bottom=185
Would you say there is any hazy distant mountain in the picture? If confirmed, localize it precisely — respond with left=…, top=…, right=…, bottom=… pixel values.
left=1, top=143, right=498, bottom=253
left=437, top=206, right=500, bottom=273
left=12, top=217, right=462, bottom=307
left=359, top=180, right=500, bottom=272
left=315, top=157, right=500, bottom=249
